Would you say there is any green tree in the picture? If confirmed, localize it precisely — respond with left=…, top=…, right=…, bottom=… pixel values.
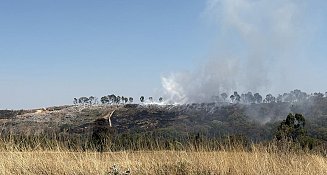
left=275, top=113, right=320, bottom=149
left=276, top=113, right=306, bottom=141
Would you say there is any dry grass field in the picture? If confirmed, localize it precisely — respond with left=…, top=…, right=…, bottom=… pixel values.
left=0, top=146, right=326, bottom=175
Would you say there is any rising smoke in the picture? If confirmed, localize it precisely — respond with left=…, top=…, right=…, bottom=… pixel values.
left=161, top=0, right=310, bottom=104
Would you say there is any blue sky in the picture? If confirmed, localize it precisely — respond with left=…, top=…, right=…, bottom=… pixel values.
left=0, top=0, right=326, bottom=109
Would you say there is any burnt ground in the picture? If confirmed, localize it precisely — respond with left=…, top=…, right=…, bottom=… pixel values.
left=0, top=101, right=327, bottom=142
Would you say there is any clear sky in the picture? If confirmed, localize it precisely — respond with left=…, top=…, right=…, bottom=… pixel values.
left=0, top=0, right=326, bottom=109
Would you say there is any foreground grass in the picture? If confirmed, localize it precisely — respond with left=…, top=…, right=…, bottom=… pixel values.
left=0, top=149, right=326, bottom=175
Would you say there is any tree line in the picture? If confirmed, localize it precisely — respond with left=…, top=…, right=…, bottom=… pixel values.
left=73, top=89, right=327, bottom=106
left=215, top=89, right=327, bottom=104
left=73, top=95, right=164, bottom=106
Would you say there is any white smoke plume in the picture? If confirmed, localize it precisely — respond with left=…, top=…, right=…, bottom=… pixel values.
left=161, top=0, right=309, bottom=104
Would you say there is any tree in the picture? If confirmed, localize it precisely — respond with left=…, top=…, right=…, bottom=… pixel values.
left=276, top=113, right=306, bottom=141
left=108, top=94, right=117, bottom=104
left=129, top=97, right=133, bottom=103
left=283, top=92, right=294, bottom=103
left=234, top=91, right=241, bottom=103
left=79, top=97, right=89, bottom=105
left=116, top=96, right=121, bottom=104
left=140, top=96, right=145, bottom=103
left=230, top=95, right=235, bottom=103
left=314, top=92, right=324, bottom=98
left=242, top=92, right=254, bottom=104
left=276, top=113, right=318, bottom=149
left=291, top=89, right=308, bottom=102
left=254, top=93, right=262, bottom=103
left=293, top=89, right=301, bottom=102
left=159, top=97, right=163, bottom=102
left=73, top=98, right=78, bottom=105
left=265, top=94, right=275, bottom=103
left=94, top=97, right=99, bottom=105
left=89, top=96, right=95, bottom=105
left=149, top=97, right=153, bottom=102
left=121, top=96, right=125, bottom=104
left=246, top=92, right=255, bottom=104
left=221, top=93, right=228, bottom=102
left=100, top=96, right=109, bottom=104
left=124, top=97, right=128, bottom=104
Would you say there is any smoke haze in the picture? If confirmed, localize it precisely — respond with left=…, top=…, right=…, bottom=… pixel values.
left=161, top=0, right=317, bottom=104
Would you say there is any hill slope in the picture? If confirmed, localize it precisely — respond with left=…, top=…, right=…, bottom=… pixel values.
left=1, top=98, right=327, bottom=144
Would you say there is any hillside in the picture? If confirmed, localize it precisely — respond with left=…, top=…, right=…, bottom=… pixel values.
left=1, top=98, right=327, bottom=145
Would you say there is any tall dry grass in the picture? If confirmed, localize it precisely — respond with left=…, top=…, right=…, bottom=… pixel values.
left=0, top=134, right=326, bottom=174
left=0, top=145, right=326, bottom=174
